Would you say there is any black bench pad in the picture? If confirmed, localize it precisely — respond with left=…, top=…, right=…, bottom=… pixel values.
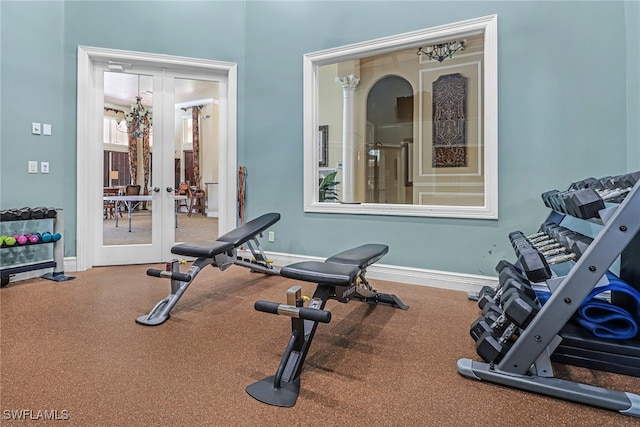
left=170, top=212, right=280, bottom=258
left=171, top=240, right=235, bottom=258
left=325, top=244, right=388, bottom=269
left=217, top=213, right=281, bottom=246
left=281, top=261, right=359, bottom=286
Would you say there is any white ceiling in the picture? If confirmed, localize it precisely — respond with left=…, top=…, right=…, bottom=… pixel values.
left=103, top=72, right=218, bottom=108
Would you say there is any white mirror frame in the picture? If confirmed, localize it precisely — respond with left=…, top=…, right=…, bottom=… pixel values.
left=303, top=14, right=498, bottom=219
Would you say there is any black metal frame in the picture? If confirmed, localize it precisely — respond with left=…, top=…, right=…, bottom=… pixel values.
left=247, top=253, right=408, bottom=407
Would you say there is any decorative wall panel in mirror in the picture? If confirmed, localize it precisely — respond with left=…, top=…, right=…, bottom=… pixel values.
left=303, top=15, right=498, bottom=218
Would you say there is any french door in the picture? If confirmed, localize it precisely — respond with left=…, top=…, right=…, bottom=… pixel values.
left=97, top=68, right=175, bottom=265
left=76, top=47, right=237, bottom=270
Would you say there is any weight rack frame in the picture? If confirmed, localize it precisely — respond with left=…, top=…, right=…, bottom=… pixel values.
left=458, top=178, right=640, bottom=417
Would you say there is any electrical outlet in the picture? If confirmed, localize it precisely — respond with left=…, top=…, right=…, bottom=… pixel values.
left=268, top=231, right=275, bottom=242
left=28, top=161, right=38, bottom=173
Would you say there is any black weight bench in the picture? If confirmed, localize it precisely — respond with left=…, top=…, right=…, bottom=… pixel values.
left=246, top=243, right=408, bottom=407
left=136, top=212, right=281, bottom=326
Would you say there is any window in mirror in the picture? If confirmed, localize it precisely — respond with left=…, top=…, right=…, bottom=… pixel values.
left=183, top=116, right=194, bottom=145
left=103, top=117, right=128, bottom=145
left=303, top=15, right=498, bottom=219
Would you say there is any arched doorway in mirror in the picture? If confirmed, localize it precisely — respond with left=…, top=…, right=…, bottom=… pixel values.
left=365, top=75, right=414, bottom=204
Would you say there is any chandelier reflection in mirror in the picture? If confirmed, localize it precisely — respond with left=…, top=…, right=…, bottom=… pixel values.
left=417, top=40, right=466, bottom=62
left=117, top=75, right=152, bottom=138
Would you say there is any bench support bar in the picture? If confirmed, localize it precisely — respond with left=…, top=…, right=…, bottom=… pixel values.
left=246, top=286, right=330, bottom=406
left=136, top=254, right=232, bottom=326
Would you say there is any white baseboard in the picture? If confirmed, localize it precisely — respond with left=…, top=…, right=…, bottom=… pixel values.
left=6, top=254, right=497, bottom=294
left=65, top=257, right=77, bottom=273
left=240, top=250, right=497, bottom=293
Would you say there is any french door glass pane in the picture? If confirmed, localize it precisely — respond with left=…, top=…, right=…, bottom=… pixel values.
left=103, top=72, right=153, bottom=245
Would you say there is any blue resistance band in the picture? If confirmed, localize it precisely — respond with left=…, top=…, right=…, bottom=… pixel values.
left=535, top=274, right=640, bottom=340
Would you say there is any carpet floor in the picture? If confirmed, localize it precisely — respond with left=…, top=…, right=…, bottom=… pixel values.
left=1, top=264, right=639, bottom=426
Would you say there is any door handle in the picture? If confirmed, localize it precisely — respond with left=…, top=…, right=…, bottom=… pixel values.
left=153, top=187, right=160, bottom=193
left=166, top=187, right=174, bottom=193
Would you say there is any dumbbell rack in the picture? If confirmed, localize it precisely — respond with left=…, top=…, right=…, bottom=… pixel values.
left=0, top=209, right=74, bottom=287
left=458, top=177, right=640, bottom=417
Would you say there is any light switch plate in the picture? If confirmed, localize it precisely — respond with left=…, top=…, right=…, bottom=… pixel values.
left=41, top=162, right=49, bottom=174
left=43, top=124, right=52, bottom=136
left=32, top=122, right=41, bottom=135
left=28, top=161, right=38, bottom=173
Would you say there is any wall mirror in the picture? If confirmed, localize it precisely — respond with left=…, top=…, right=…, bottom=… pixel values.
left=303, top=15, right=498, bottom=218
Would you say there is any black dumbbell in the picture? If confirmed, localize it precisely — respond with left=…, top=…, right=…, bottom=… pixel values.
left=515, top=234, right=567, bottom=253
left=565, top=188, right=606, bottom=219
left=527, top=225, right=562, bottom=243
left=540, top=234, right=592, bottom=260
left=476, top=287, right=499, bottom=311
left=517, top=247, right=551, bottom=283
left=498, top=267, right=529, bottom=287
left=566, top=235, right=592, bottom=258
left=535, top=233, right=576, bottom=257
left=511, top=235, right=533, bottom=252
left=45, top=207, right=57, bottom=218
left=603, top=176, right=627, bottom=192
left=502, top=277, right=536, bottom=301
left=495, top=259, right=523, bottom=276
left=568, top=177, right=598, bottom=191
left=535, top=233, right=593, bottom=265
left=481, top=282, right=537, bottom=321
left=481, top=301, right=502, bottom=317
left=470, top=317, right=492, bottom=342
left=471, top=261, right=525, bottom=305
left=541, top=190, right=561, bottom=211
left=31, top=206, right=56, bottom=219
left=0, top=210, right=18, bottom=221
left=525, top=231, right=546, bottom=240
left=469, top=311, right=501, bottom=342
left=601, top=172, right=640, bottom=196
left=477, top=285, right=496, bottom=299
left=529, top=230, right=575, bottom=250
left=541, top=222, right=564, bottom=236
left=619, top=171, right=640, bottom=189
left=501, top=287, right=540, bottom=328
left=571, top=174, right=636, bottom=203
left=508, top=230, right=526, bottom=242
left=589, top=176, right=614, bottom=192
left=478, top=277, right=535, bottom=312
left=17, top=207, right=32, bottom=220
left=30, top=207, right=46, bottom=219
left=475, top=290, right=540, bottom=363
left=544, top=189, right=599, bottom=218
left=475, top=324, right=518, bottom=363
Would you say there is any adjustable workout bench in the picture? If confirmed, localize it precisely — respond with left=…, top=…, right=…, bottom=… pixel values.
left=246, top=243, right=408, bottom=407
left=136, top=212, right=281, bottom=326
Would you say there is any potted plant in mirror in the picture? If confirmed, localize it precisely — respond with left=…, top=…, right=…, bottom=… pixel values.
left=319, top=171, right=340, bottom=202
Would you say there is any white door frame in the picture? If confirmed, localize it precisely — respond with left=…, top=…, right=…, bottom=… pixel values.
left=76, top=46, right=237, bottom=271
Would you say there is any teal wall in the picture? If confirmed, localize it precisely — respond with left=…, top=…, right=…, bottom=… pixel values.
left=627, top=0, right=640, bottom=172
left=1, top=0, right=247, bottom=259
left=1, top=2, right=66, bottom=216
left=1, top=1, right=637, bottom=277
